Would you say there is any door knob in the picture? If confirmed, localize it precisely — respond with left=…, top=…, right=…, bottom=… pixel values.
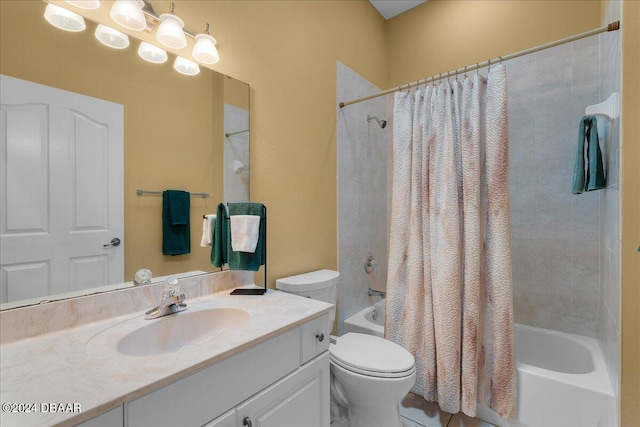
left=103, top=238, right=121, bottom=248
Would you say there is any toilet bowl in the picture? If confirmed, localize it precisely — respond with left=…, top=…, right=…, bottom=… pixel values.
left=275, top=270, right=416, bottom=427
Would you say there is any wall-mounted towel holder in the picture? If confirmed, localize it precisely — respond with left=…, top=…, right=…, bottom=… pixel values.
left=585, top=92, right=619, bottom=121
left=137, top=189, right=210, bottom=198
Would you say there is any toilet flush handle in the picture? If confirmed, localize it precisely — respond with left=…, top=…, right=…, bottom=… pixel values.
left=243, top=416, right=252, bottom=427
left=316, top=333, right=325, bottom=342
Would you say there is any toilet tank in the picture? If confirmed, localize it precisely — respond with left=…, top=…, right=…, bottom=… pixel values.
left=275, top=270, right=339, bottom=322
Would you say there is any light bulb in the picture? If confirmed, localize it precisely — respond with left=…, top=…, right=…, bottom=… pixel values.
left=138, top=42, right=168, bottom=64
left=44, top=3, right=86, bottom=32
left=192, top=34, right=219, bottom=65
left=173, top=56, right=200, bottom=76
left=155, top=13, right=187, bottom=49
left=110, top=0, right=146, bottom=31
left=95, top=24, right=130, bottom=49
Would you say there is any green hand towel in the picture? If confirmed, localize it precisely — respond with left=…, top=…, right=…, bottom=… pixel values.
left=211, top=203, right=228, bottom=267
left=585, top=117, right=606, bottom=191
left=572, top=116, right=606, bottom=194
left=571, top=117, right=589, bottom=194
left=162, top=190, right=190, bottom=256
left=227, top=202, right=265, bottom=272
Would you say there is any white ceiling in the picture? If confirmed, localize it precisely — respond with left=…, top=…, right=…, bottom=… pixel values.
left=369, top=0, right=428, bottom=20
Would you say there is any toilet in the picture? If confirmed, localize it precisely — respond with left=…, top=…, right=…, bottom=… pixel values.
left=276, top=270, right=416, bottom=427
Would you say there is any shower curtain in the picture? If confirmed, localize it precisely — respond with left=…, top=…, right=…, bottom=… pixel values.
left=385, top=64, right=516, bottom=419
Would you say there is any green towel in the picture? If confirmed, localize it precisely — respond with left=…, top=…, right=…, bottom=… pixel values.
left=585, top=117, right=606, bottom=191
left=162, top=190, right=190, bottom=255
left=228, top=203, right=265, bottom=271
left=210, top=202, right=266, bottom=270
left=211, top=203, right=228, bottom=267
left=572, top=116, right=606, bottom=194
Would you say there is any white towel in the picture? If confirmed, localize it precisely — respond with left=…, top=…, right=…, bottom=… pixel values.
left=200, top=214, right=216, bottom=247
left=230, top=215, right=260, bottom=253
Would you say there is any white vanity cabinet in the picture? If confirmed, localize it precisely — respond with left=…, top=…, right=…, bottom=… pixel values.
left=124, top=312, right=331, bottom=427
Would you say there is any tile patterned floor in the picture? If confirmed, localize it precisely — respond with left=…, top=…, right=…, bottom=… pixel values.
left=400, top=393, right=496, bottom=427
left=331, top=392, right=496, bottom=427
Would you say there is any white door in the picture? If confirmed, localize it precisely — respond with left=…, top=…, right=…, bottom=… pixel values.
left=0, top=75, right=124, bottom=304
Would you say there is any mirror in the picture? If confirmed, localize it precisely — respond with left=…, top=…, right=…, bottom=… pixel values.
left=0, top=1, right=250, bottom=309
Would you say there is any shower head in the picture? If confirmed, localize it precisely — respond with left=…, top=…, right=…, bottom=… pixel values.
left=367, top=115, right=387, bottom=129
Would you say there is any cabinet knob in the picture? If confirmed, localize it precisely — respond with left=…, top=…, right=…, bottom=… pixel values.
left=243, top=416, right=252, bottom=427
left=315, top=333, right=325, bottom=342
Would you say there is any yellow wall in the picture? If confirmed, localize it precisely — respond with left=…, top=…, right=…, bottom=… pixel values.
left=150, top=0, right=388, bottom=285
left=0, top=1, right=224, bottom=281
left=620, top=2, right=640, bottom=425
left=386, top=0, right=601, bottom=86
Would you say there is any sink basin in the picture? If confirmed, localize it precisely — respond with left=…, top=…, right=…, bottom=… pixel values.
left=117, top=307, right=250, bottom=357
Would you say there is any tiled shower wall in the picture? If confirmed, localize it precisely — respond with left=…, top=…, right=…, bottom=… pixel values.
left=336, top=61, right=388, bottom=335
left=508, top=36, right=602, bottom=338
left=598, top=0, right=622, bottom=396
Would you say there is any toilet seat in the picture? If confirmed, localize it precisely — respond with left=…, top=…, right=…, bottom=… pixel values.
left=330, top=333, right=415, bottom=379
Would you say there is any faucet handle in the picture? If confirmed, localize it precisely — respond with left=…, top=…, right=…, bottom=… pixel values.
left=134, top=269, right=152, bottom=286
left=162, top=277, right=181, bottom=298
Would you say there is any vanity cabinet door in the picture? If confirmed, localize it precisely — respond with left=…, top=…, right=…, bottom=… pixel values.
left=237, top=352, right=330, bottom=427
left=74, top=405, right=123, bottom=427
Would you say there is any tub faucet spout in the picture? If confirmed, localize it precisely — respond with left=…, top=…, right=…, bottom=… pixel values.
left=368, top=288, right=386, bottom=298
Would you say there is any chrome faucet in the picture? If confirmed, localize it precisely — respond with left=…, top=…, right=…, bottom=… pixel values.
left=368, top=288, right=386, bottom=298
left=145, top=277, right=187, bottom=319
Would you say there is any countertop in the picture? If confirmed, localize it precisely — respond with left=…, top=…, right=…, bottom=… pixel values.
left=0, top=289, right=332, bottom=427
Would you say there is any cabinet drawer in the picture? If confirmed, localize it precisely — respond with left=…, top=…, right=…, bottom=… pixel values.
left=127, top=328, right=300, bottom=427
left=300, top=313, right=331, bottom=364
left=203, top=409, right=234, bottom=427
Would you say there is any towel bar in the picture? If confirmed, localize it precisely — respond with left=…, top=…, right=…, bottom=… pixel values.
left=137, top=189, right=209, bottom=198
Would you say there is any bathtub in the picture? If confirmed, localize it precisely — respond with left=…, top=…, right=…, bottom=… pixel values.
left=344, top=301, right=617, bottom=427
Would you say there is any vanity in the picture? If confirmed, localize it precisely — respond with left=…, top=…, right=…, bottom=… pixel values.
left=0, top=272, right=333, bottom=427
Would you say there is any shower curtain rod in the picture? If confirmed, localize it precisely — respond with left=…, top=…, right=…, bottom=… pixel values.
left=339, top=21, right=620, bottom=108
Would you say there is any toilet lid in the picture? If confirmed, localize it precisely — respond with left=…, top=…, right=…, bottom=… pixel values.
left=330, top=333, right=415, bottom=378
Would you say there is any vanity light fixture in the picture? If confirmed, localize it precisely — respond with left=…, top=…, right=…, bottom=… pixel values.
left=138, top=42, right=168, bottom=63
left=173, top=56, right=200, bottom=76
left=95, top=24, right=130, bottom=49
left=65, top=0, right=101, bottom=10
left=110, top=0, right=146, bottom=31
left=44, top=3, right=86, bottom=32
left=192, top=22, right=219, bottom=65
left=155, top=2, right=187, bottom=49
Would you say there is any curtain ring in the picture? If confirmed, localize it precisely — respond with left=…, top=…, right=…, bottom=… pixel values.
left=488, top=58, right=492, bottom=71
left=476, top=63, right=480, bottom=76
left=464, top=65, right=468, bottom=77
